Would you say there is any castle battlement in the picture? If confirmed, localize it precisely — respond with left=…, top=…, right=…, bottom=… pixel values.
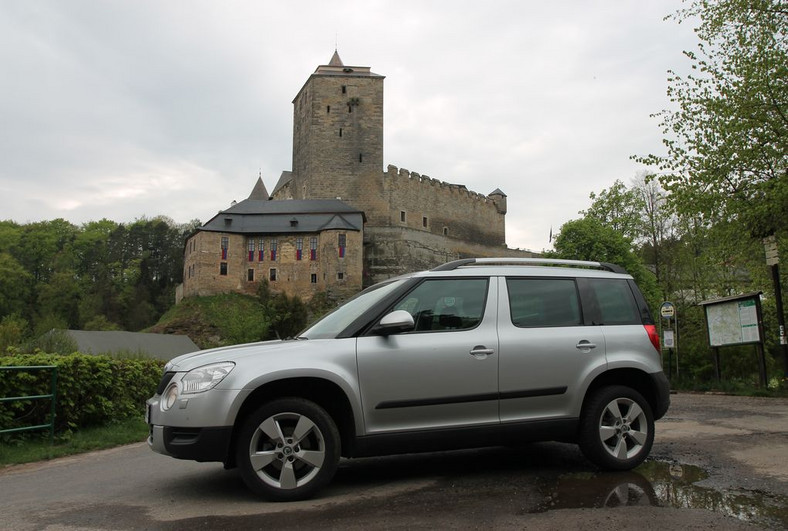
left=384, top=164, right=498, bottom=206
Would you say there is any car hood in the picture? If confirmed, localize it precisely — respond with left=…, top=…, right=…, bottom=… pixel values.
left=164, top=339, right=311, bottom=372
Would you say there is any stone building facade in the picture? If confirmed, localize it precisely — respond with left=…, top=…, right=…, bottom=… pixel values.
left=180, top=51, right=535, bottom=302
left=180, top=188, right=365, bottom=301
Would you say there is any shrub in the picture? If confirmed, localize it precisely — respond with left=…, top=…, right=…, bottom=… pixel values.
left=0, top=352, right=164, bottom=441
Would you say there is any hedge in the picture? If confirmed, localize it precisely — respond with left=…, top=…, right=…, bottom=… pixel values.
left=0, top=353, right=165, bottom=440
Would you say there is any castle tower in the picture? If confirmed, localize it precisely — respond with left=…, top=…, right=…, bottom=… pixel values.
left=288, top=51, right=386, bottom=223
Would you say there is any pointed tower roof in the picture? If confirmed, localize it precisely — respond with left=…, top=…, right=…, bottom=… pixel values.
left=248, top=176, right=269, bottom=200
left=309, top=50, right=382, bottom=79
left=328, top=49, right=344, bottom=67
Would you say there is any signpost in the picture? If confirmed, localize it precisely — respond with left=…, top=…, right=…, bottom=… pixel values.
left=764, top=235, right=788, bottom=378
left=660, top=302, right=677, bottom=378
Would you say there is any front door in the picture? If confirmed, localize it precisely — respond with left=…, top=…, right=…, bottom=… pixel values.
left=356, top=277, right=499, bottom=434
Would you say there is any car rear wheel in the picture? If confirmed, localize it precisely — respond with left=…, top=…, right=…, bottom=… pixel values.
left=236, top=398, right=340, bottom=501
left=579, top=385, right=654, bottom=470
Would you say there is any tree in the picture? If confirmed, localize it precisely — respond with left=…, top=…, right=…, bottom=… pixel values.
left=257, top=280, right=308, bottom=340
left=581, top=179, right=645, bottom=242
left=549, top=218, right=659, bottom=308
left=633, top=173, right=676, bottom=294
left=0, top=314, right=28, bottom=352
left=0, top=253, right=32, bottom=319
left=636, top=0, right=788, bottom=238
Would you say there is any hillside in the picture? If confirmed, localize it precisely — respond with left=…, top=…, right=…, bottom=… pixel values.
left=146, top=293, right=269, bottom=350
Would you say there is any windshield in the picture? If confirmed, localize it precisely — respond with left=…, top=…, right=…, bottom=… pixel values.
left=301, top=278, right=408, bottom=339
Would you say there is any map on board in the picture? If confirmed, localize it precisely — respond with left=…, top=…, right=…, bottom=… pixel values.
left=705, top=298, right=761, bottom=347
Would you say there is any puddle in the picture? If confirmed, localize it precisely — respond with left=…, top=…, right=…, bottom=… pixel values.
left=533, top=461, right=788, bottom=528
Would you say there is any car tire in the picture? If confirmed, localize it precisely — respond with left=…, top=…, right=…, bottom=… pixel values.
left=236, top=398, right=341, bottom=501
left=579, top=385, right=654, bottom=471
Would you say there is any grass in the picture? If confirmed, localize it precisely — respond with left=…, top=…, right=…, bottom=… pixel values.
left=0, top=417, right=149, bottom=467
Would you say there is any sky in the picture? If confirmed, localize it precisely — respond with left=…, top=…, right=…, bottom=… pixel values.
left=0, top=0, right=699, bottom=252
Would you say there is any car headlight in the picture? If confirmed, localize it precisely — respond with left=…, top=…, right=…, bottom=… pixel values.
left=180, top=362, right=236, bottom=394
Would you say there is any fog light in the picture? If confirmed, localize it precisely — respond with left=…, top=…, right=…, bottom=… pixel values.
left=162, top=382, right=179, bottom=411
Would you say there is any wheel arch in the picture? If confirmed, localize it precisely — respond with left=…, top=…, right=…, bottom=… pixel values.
left=225, top=377, right=357, bottom=468
left=582, top=368, right=662, bottom=421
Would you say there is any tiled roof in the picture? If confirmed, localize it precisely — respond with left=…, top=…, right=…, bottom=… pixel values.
left=200, top=199, right=364, bottom=234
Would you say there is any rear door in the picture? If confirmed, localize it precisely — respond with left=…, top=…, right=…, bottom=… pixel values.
left=497, top=276, right=607, bottom=421
left=356, top=277, right=499, bottom=434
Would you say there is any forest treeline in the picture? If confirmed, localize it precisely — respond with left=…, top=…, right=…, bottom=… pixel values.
left=0, top=217, right=199, bottom=346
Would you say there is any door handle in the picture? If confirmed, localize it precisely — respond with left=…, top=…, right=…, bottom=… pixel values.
left=470, top=346, right=495, bottom=358
left=576, top=340, right=597, bottom=352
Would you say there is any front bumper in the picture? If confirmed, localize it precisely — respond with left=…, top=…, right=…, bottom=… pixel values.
left=148, top=424, right=233, bottom=462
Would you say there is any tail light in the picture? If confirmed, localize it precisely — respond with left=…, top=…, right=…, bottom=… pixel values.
left=644, top=324, right=660, bottom=353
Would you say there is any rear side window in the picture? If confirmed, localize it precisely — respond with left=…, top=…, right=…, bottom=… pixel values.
left=507, top=278, right=581, bottom=327
left=588, top=278, right=640, bottom=325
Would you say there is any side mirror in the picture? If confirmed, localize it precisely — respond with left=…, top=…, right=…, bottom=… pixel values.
left=374, top=310, right=415, bottom=335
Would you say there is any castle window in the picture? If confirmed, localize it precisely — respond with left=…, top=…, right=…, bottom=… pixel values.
left=311, top=273, right=317, bottom=284
left=296, top=238, right=303, bottom=261
left=443, top=227, right=449, bottom=236
left=358, top=153, right=363, bottom=163
left=400, top=211, right=406, bottom=223
left=258, top=238, right=264, bottom=261
left=310, top=237, right=318, bottom=261
left=327, top=105, right=331, bottom=114
left=269, top=268, right=277, bottom=282
left=338, top=233, right=346, bottom=258
left=220, top=262, right=228, bottom=276
left=422, top=216, right=428, bottom=228
left=337, top=272, right=344, bottom=281
left=247, top=238, right=255, bottom=261
left=348, top=104, right=352, bottom=113
left=342, top=85, right=346, bottom=94
left=247, top=268, right=254, bottom=282
left=339, top=128, right=342, bottom=137
left=221, top=237, right=229, bottom=259
left=270, top=239, right=277, bottom=261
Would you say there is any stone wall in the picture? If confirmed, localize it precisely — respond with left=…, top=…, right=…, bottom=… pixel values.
left=380, top=164, right=506, bottom=246
left=363, top=226, right=537, bottom=286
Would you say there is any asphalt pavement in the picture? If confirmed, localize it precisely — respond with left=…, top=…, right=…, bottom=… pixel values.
left=1, top=393, right=787, bottom=530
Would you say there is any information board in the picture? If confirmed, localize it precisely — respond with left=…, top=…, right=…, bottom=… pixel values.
left=704, top=298, right=761, bottom=347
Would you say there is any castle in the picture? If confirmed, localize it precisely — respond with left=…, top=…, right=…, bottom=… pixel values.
left=179, top=51, right=535, bottom=302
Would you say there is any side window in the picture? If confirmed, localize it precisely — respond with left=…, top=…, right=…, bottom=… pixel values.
left=588, top=278, right=640, bottom=324
left=507, top=278, right=581, bottom=327
left=393, top=278, right=488, bottom=332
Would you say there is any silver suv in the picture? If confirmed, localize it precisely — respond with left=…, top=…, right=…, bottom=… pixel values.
left=147, top=258, right=670, bottom=501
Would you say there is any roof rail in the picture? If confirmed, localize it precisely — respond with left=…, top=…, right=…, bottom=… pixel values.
left=431, top=257, right=627, bottom=274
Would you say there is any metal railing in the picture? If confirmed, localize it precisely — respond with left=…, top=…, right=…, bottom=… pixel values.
left=0, top=365, right=58, bottom=444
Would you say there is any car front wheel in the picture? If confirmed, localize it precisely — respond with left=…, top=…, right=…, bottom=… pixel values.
left=579, top=385, right=654, bottom=470
left=236, top=398, right=340, bottom=501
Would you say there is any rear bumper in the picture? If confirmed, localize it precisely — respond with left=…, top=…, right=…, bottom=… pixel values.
left=148, top=424, right=233, bottom=463
left=650, top=371, right=671, bottom=420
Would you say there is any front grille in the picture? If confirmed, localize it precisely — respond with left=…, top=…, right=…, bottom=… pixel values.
left=156, top=371, right=176, bottom=395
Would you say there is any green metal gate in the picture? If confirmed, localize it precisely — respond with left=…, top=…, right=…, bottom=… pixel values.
left=0, top=365, right=58, bottom=444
